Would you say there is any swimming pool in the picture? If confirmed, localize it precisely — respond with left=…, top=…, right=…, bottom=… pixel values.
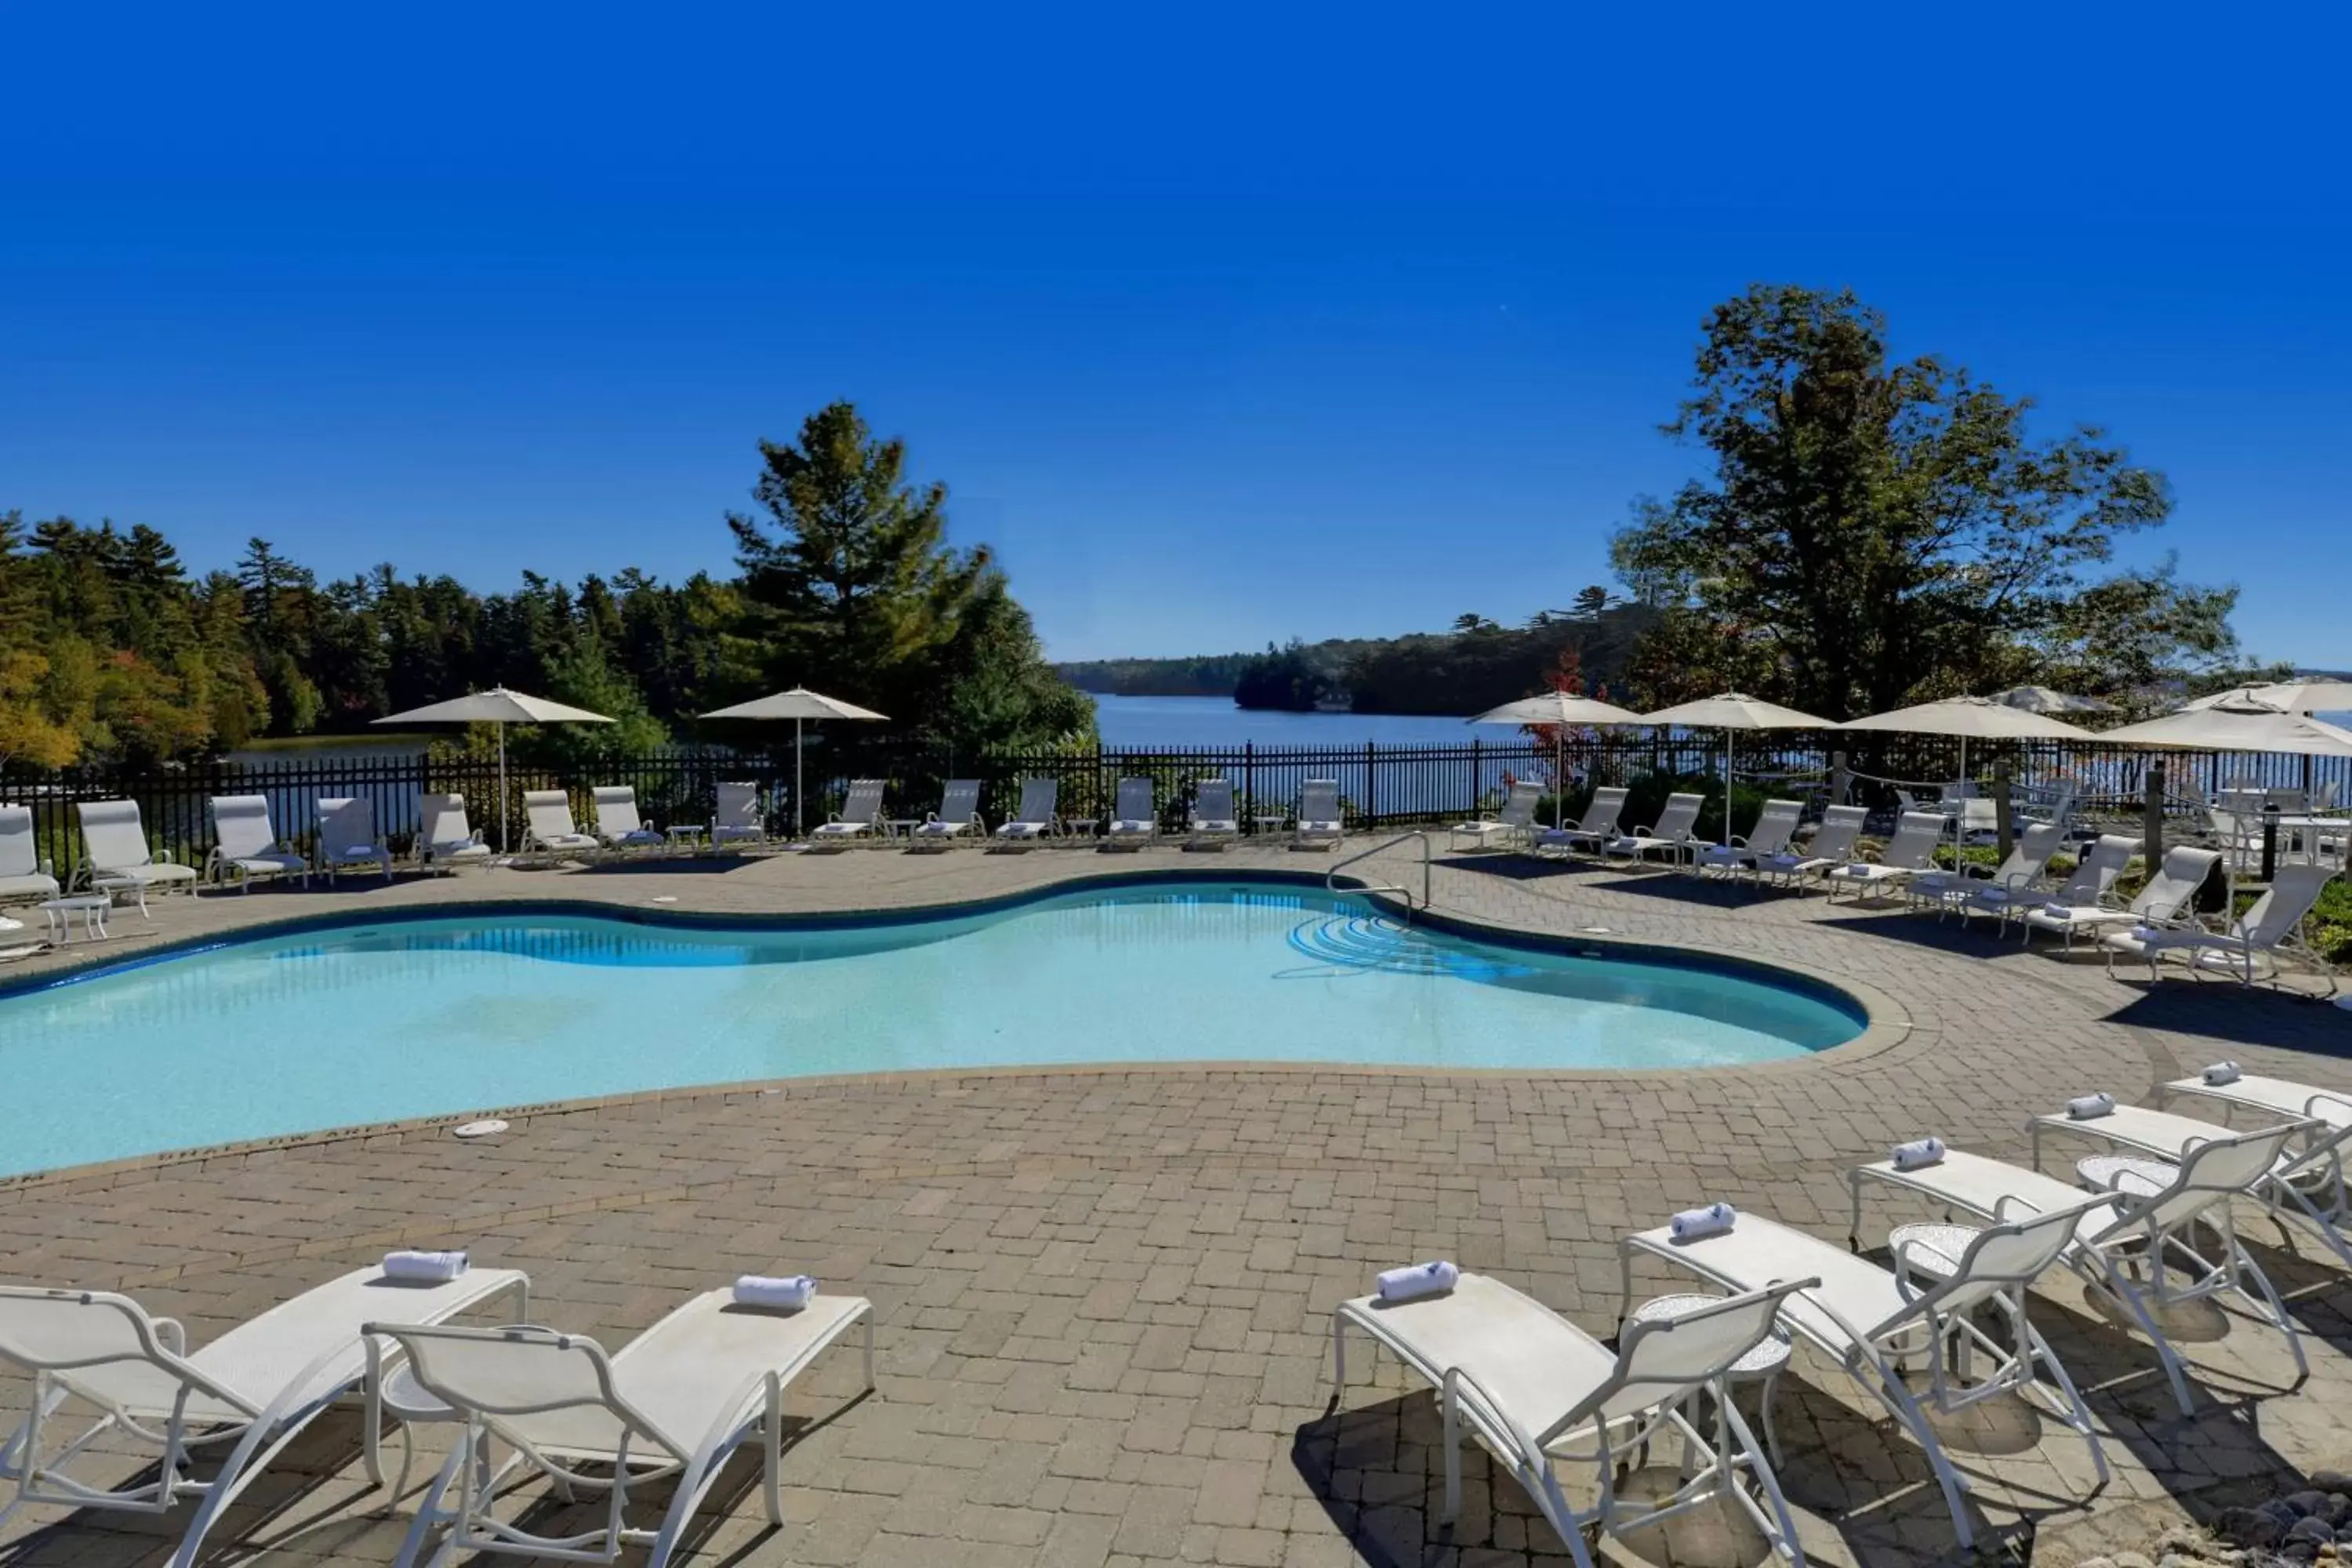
left=0, top=881, right=1865, bottom=1176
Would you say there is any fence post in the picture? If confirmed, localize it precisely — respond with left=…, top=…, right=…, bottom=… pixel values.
left=1243, top=741, right=1254, bottom=833
left=1993, top=759, right=2013, bottom=848
left=2143, top=760, right=2167, bottom=863
left=1469, top=736, right=1481, bottom=818
left=1365, top=742, right=1377, bottom=826
left=1830, top=750, right=1849, bottom=808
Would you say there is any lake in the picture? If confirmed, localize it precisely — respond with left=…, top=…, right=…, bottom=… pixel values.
left=221, top=697, right=1497, bottom=768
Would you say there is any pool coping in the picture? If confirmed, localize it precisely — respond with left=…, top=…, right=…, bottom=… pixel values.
left=0, top=865, right=1912, bottom=1198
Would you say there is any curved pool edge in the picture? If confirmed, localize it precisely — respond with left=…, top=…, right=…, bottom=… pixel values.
left=0, top=865, right=1910, bottom=1198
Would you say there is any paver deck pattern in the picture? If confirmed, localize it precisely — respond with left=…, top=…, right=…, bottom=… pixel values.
left=2, top=840, right=2349, bottom=1567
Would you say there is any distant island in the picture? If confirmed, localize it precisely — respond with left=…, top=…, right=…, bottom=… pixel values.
left=1056, top=598, right=1657, bottom=715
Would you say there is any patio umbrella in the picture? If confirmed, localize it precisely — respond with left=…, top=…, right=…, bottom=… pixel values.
left=699, top=686, right=889, bottom=838
left=1467, top=693, right=1646, bottom=827
left=1838, top=695, right=2097, bottom=796
left=2099, top=701, right=2352, bottom=756
left=2204, top=679, right=2352, bottom=716
left=1989, top=685, right=2114, bottom=716
left=372, top=687, right=614, bottom=853
left=1634, top=694, right=1834, bottom=839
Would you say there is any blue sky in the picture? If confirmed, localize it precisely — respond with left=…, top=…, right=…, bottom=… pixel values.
left=3, top=6, right=2346, bottom=666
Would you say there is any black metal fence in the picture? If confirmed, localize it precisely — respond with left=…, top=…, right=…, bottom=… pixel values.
left=3, top=732, right=2346, bottom=876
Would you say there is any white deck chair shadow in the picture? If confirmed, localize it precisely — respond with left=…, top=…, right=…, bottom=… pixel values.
left=810, top=779, right=886, bottom=844
left=1334, top=1272, right=1816, bottom=1568
left=522, top=790, right=601, bottom=859
left=2103, top=863, right=2339, bottom=987
left=1106, top=778, right=1158, bottom=849
left=1293, top=779, right=1343, bottom=850
left=1186, top=779, right=1239, bottom=848
left=1821, top=811, right=1944, bottom=903
left=1622, top=1205, right=2111, bottom=1552
left=74, top=798, right=198, bottom=914
left=913, top=780, right=985, bottom=848
left=1604, top=791, right=1704, bottom=867
left=1849, top=1127, right=2307, bottom=1414
left=2022, top=843, right=2216, bottom=951
left=0, top=1264, right=528, bottom=1568
left=993, top=778, right=1060, bottom=848
left=318, top=797, right=394, bottom=883
left=372, top=1287, right=873, bottom=1568
left=419, top=793, right=493, bottom=870
left=1535, top=785, right=1626, bottom=858
left=590, top=786, right=666, bottom=854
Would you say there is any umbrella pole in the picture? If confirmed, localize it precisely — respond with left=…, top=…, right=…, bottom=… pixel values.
left=1555, top=732, right=1565, bottom=829
left=795, top=717, right=804, bottom=840
left=497, top=722, right=508, bottom=855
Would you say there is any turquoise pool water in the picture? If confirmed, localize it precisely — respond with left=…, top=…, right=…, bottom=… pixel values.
left=0, top=884, right=1863, bottom=1175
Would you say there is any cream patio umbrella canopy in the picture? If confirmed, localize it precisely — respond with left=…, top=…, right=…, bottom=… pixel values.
left=699, top=686, right=888, bottom=837
left=372, top=686, right=615, bottom=853
left=1990, top=685, right=2114, bottom=716
left=1635, top=694, right=1834, bottom=838
left=1467, top=693, right=1646, bottom=827
left=2099, top=702, right=2352, bottom=757
left=1837, top=695, right=2098, bottom=792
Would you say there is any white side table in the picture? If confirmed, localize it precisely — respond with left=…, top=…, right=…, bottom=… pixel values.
left=40, top=895, right=113, bottom=943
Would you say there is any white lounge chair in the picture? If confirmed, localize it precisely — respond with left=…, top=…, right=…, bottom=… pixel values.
left=1450, top=780, right=1542, bottom=854
left=205, top=794, right=310, bottom=893
left=1334, top=1271, right=1813, bottom=1568
left=521, top=790, right=601, bottom=861
left=1621, top=1203, right=2111, bottom=1552
left=0, top=805, right=60, bottom=906
left=0, top=1260, right=528, bottom=1568
left=1914, top=820, right=2068, bottom=924
left=1603, top=791, right=1703, bottom=868
left=1293, top=779, right=1343, bottom=851
left=1106, top=778, right=1158, bottom=850
left=1848, top=1127, right=2306, bottom=1414
left=2031, top=1097, right=2352, bottom=1273
left=809, top=779, right=886, bottom=845
left=1693, top=798, right=1802, bottom=880
left=317, top=797, right=394, bottom=884
left=1186, top=779, right=1239, bottom=848
left=2103, top=862, right=2339, bottom=987
left=419, top=793, right=494, bottom=870
left=912, top=779, right=985, bottom=848
left=590, top=786, right=666, bottom=854
left=1983, top=832, right=2136, bottom=938
left=1820, top=810, right=1944, bottom=904
left=993, top=778, right=1061, bottom=848
left=373, top=1283, right=873, bottom=1568
left=74, top=798, right=199, bottom=914
left=711, top=781, right=768, bottom=849
left=1754, top=803, right=1867, bottom=889
left=2020, top=844, right=2220, bottom=953
left=1534, top=785, right=1626, bottom=858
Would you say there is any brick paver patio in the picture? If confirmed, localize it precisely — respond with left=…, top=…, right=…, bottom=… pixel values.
left=2, top=839, right=2348, bottom=1566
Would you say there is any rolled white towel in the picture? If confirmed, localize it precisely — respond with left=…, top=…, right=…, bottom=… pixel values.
left=1890, top=1137, right=1947, bottom=1171
left=1375, top=1261, right=1460, bottom=1304
left=2202, top=1061, right=2242, bottom=1086
left=2067, top=1092, right=2116, bottom=1121
left=1668, top=1203, right=1737, bottom=1242
left=733, top=1275, right=817, bottom=1310
left=383, top=1250, right=468, bottom=1283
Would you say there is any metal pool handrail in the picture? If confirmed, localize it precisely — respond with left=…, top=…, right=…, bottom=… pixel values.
left=1327, top=830, right=1432, bottom=920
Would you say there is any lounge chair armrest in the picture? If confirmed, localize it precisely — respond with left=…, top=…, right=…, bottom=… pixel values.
left=153, top=1316, right=187, bottom=1355
left=1442, top=1364, right=1544, bottom=1471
